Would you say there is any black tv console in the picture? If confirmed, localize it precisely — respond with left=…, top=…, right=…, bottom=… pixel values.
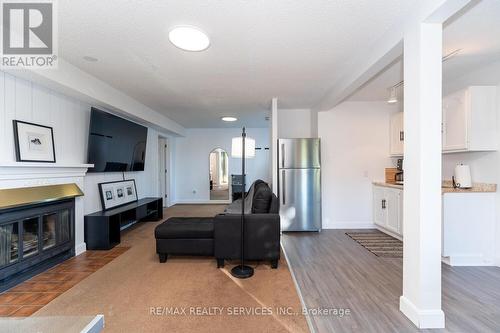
left=84, top=197, right=163, bottom=250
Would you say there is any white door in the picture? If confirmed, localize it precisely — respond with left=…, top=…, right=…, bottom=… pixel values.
left=385, top=189, right=400, bottom=233
left=373, top=187, right=387, bottom=227
left=390, top=112, right=404, bottom=156
left=443, top=90, right=468, bottom=151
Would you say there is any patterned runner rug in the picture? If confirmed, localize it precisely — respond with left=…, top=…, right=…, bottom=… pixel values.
left=346, top=231, right=403, bottom=258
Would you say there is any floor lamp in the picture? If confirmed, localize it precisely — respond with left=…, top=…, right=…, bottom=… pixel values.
left=231, top=127, right=256, bottom=279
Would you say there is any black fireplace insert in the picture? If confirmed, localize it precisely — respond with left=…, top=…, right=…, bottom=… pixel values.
left=0, top=199, right=75, bottom=292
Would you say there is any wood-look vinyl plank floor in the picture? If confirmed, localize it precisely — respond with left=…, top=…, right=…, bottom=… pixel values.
left=282, top=230, right=500, bottom=333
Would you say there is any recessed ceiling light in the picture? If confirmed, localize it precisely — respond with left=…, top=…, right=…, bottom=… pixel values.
left=83, top=56, right=98, bottom=62
left=221, top=116, right=237, bottom=122
left=169, top=26, right=210, bottom=52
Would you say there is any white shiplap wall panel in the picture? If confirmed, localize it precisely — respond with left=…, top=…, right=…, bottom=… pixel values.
left=15, top=78, right=32, bottom=121
left=4, top=74, right=16, bottom=161
left=32, top=84, right=52, bottom=125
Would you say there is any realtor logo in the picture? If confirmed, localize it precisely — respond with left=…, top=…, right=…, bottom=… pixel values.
left=1, top=0, right=57, bottom=68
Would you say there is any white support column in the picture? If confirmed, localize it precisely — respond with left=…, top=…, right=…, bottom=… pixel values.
left=270, top=98, right=279, bottom=194
left=400, top=21, right=445, bottom=328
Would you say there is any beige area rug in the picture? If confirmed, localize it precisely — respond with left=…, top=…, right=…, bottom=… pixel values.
left=346, top=230, right=403, bottom=258
left=34, top=205, right=309, bottom=333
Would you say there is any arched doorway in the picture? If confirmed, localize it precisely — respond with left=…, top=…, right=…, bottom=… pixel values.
left=209, top=148, right=229, bottom=200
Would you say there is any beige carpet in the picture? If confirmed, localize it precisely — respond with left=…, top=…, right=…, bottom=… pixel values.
left=34, top=205, right=308, bottom=333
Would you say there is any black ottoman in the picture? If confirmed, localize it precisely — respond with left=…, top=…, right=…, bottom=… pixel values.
left=154, top=217, right=214, bottom=263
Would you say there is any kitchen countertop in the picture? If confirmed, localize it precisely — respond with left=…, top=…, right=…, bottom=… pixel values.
left=373, top=181, right=497, bottom=193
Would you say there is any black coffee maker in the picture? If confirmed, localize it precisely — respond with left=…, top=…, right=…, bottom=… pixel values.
left=395, top=158, right=404, bottom=182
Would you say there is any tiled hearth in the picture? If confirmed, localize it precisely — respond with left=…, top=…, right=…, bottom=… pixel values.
left=0, top=246, right=129, bottom=317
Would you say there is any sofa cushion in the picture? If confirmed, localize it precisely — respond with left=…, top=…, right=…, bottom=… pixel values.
left=269, top=194, right=279, bottom=214
left=252, top=181, right=273, bottom=213
left=155, top=217, right=214, bottom=239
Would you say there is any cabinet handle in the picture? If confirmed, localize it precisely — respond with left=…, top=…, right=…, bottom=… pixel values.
left=382, top=199, right=386, bottom=209
left=399, top=131, right=404, bottom=141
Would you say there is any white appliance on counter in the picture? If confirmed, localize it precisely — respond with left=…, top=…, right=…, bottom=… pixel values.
left=453, top=164, right=472, bottom=189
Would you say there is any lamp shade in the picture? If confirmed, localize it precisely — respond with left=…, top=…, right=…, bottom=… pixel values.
left=231, top=136, right=256, bottom=158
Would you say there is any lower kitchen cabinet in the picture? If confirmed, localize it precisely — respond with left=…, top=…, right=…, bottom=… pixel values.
left=373, top=185, right=403, bottom=237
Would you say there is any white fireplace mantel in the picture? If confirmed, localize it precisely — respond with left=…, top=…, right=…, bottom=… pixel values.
left=0, top=163, right=94, bottom=181
left=0, top=162, right=94, bottom=255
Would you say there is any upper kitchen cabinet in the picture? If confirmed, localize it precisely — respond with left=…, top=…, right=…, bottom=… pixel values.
left=442, top=86, right=498, bottom=153
left=389, top=112, right=404, bottom=156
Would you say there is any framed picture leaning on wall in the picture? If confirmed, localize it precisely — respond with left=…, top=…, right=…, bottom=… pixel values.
left=98, top=179, right=138, bottom=210
left=13, top=120, right=56, bottom=163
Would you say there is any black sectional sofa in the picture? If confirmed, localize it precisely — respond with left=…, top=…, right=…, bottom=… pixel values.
left=154, top=180, right=280, bottom=268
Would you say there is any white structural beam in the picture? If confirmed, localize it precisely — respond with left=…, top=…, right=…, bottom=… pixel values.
left=5, top=59, right=186, bottom=137
left=400, top=0, right=470, bottom=329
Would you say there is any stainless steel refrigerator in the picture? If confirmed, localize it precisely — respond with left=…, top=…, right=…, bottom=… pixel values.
left=278, top=138, right=321, bottom=232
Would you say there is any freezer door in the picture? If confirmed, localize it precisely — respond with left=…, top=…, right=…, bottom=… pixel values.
left=278, top=138, right=321, bottom=169
left=279, top=168, right=321, bottom=231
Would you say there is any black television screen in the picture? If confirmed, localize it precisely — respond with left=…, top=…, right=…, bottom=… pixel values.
left=87, top=108, right=148, bottom=172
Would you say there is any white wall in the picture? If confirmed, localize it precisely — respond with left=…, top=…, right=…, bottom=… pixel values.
left=277, top=109, right=314, bottom=138
left=0, top=71, right=169, bottom=252
left=318, top=101, right=398, bottom=229
left=441, top=60, right=500, bottom=265
left=174, top=128, right=270, bottom=203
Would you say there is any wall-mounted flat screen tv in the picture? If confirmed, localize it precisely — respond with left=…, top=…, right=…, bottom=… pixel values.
left=87, top=107, right=148, bottom=172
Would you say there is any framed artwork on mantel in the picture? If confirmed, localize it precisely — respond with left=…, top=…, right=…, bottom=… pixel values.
left=13, top=120, right=56, bottom=163
left=98, top=179, right=138, bottom=210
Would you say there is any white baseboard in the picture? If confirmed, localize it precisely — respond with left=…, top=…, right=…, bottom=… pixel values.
left=374, top=226, right=403, bottom=241
left=172, top=199, right=231, bottom=205
left=75, top=242, right=87, bottom=256
left=400, top=296, right=445, bottom=329
left=323, top=222, right=376, bottom=229
left=442, top=255, right=495, bottom=267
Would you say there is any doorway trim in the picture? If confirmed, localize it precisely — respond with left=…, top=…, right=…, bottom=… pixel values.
left=158, top=136, right=170, bottom=207
left=208, top=147, right=231, bottom=204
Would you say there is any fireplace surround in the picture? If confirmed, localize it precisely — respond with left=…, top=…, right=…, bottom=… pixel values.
left=0, top=184, right=83, bottom=292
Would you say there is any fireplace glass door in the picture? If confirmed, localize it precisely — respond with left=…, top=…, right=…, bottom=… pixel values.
left=43, top=213, right=57, bottom=250
left=0, top=223, right=19, bottom=266
left=0, top=203, right=73, bottom=271
left=22, top=217, right=39, bottom=258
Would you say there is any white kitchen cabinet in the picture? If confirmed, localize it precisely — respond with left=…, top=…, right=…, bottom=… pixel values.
left=442, top=86, right=497, bottom=153
left=389, top=112, right=404, bottom=156
left=373, top=185, right=403, bottom=237
left=373, top=186, right=387, bottom=227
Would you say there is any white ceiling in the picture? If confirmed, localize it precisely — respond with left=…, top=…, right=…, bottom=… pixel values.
left=58, top=0, right=419, bottom=128
left=348, top=0, right=500, bottom=102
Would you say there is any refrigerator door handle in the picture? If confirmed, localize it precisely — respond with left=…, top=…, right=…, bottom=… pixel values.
left=281, top=170, right=286, bottom=205
left=281, top=143, right=285, bottom=168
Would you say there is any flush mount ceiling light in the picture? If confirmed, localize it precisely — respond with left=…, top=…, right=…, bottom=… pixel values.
left=221, top=116, right=237, bottom=122
left=168, top=26, right=210, bottom=52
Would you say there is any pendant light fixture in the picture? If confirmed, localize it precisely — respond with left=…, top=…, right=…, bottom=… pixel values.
left=387, top=87, right=398, bottom=104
